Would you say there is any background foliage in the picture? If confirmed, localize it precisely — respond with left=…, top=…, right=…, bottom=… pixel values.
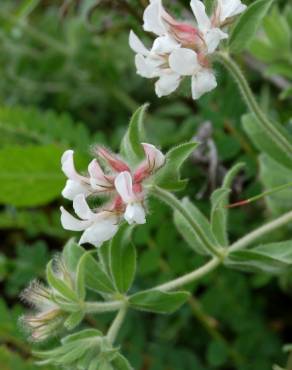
left=0, top=0, right=291, bottom=369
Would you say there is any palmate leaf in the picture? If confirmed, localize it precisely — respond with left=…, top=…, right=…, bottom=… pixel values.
left=226, top=240, right=292, bottom=274
left=229, top=0, right=274, bottom=53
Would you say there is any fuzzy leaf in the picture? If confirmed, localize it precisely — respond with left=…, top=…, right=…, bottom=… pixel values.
left=153, top=142, right=198, bottom=190
left=63, top=239, right=85, bottom=273
left=242, top=114, right=292, bottom=171
left=46, top=260, right=79, bottom=302
left=120, top=104, right=147, bottom=165
left=226, top=240, right=292, bottom=274
left=80, top=253, right=116, bottom=294
left=174, top=197, right=218, bottom=255
left=64, top=311, right=85, bottom=331
left=110, top=224, right=136, bottom=293
left=129, top=290, right=190, bottom=314
left=210, top=163, right=245, bottom=246
left=229, top=0, right=274, bottom=53
left=112, top=354, right=133, bottom=370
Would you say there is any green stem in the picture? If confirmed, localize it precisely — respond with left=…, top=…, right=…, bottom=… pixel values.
left=84, top=300, right=124, bottom=313
left=154, top=209, right=292, bottom=292
left=213, top=52, right=292, bottom=159
left=149, top=186, right=223, bottom=258
left=155, top=258, right=220, bottom=292
left=106, top=305, right=128, bottom=344
left=230, top=210, right=292, bottom=252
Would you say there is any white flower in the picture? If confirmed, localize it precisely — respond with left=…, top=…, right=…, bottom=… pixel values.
left=190, top=0, right=228, bottom=53
left=61, top=150, right=112, bottom=200
left=169, top=48, right=217, bottom=99
left=114, top=171, right=146, bottom=225
left=216, top=0, right=247, bottom=24
left=142, top=143, right=165, bottom=171
left=60, top=194, right=119, bottom=247
left=129, top=31, right=181, bottom=97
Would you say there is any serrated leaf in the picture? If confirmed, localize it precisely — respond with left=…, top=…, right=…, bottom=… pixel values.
left=242, top=114, right=292, bottom=171
left=153, top=142, right=198, bottom=190
left=120, top=104, right=148, bottom=165
left=110, top=224, right=136, bottom=293
left=46, top=260, right=79, bottom=302
left=80, top=253, right=116, bottom=294
left=229, top=0, right=274, bottom=53
left=129, top=289, right=190, bottom=314
left=0, top=145, right=66, bottom=206
left=210, top=163, right=245, bottom=246
left=174, top=197, right=218, bottom=255
left=226, top=240, right=292, bottom=274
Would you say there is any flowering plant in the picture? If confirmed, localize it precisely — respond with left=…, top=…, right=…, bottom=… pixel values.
left=16, top=1, right=292, bottom=369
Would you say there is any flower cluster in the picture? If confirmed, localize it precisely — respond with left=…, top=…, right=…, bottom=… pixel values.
left=129, top=0, right=246, bottom=99
left=60, top=143, right=165, bottom=247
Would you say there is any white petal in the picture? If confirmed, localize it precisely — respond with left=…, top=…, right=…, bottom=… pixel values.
left=124, top=203, right=146, bottom=225
left=190, top=0, right=211, bottom=31
left=114, top=171, right=134, bottom=203
left=129, top=30, right=149, bottom=56
left=60, top=207, right=90, bottom=231
left=155, top=71, right=181, bottom=97
left=73, top=194, right=94, bottom=220
left=143, top=0, right=165, bottom=36
left=61, top=150, right=83, bottom=181
left=88, top=159, right=111, bottom=191
left=151, top=35, right=179, bottom=54
left=218, top=0, right=247, bottom=22
left=191, top=68, right=217, bottom=99
left=142, top=143, right=165, bottom=170
left=135, top=54, right=163, bottom=78
left=79, top=217, right=118, bottom=247
left=169, top=48, right=199, bottom=76
left=62, top=179, right=90, bottom=200
left=204, top=28, right=228, bottom=53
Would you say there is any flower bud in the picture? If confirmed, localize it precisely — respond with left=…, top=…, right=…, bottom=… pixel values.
left=96, top=147, right=130, bottom=173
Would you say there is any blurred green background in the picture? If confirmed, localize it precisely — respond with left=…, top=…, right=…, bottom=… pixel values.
left=0, top=0, right=292, bottom=369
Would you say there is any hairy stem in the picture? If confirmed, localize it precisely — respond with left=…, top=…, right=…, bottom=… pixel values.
left=106, top=305, right=128, bottom=344
left=230, top=210, right=292, bottom=252
left=84, top=300, right=124, bottom=313
left=149, top=185, right=223, bottom=258
left=154, top=210, right=292, bottom=292
left=213, top=52, right=292, bottom=159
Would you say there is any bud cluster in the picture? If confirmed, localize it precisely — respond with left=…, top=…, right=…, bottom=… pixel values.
left=129, top=0, right=246, bottom=99
left=60, top=143, right=165, bottom=247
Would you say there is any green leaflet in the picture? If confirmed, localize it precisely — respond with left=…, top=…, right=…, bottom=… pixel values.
left=226, top=240, right=292, bottom=274
left=229, top=0, right=274, bottom=53
left=210, top=163, right=245, bottom=246
left=129, top=289, right=190, bottom=314
left=120, top=104, right=147, bottom=166
left=242, top=113, right=292, bottom=171
left=153, top=142, right=198, bottom=191
left=109, top=224, right=136, bottom=293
